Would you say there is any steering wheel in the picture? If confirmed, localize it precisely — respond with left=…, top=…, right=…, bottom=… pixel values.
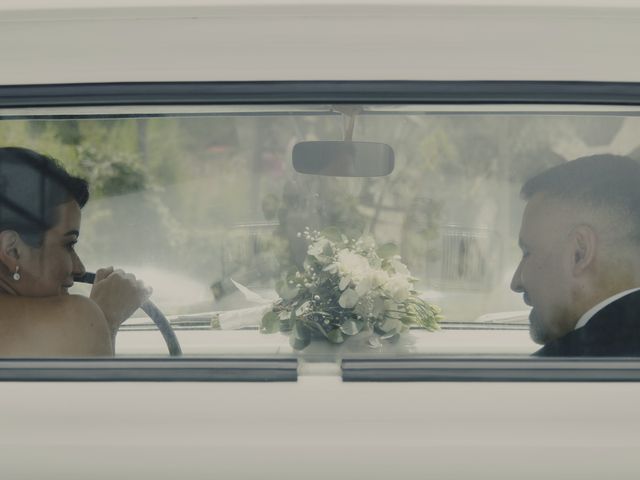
left=76, top=272, right=182, bottom=356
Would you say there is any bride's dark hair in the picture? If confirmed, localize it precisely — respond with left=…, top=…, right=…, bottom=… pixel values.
left=0, top=147, right=89, bottom=247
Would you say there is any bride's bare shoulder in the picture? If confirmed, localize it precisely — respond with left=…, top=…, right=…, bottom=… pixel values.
left=0, top=295, right=112, bottom=357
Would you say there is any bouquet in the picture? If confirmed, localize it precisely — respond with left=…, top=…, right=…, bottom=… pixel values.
left=261, top=227, right=441, bottom=350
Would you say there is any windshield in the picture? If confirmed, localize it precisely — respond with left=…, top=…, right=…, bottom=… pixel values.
left=1, top=104, right=637, bottom=357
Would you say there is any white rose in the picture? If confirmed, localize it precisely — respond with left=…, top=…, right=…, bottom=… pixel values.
left=385, top=274, right=411, bottom=302
left=335, top=250, right=370, bottom=288
left=355, top=269, right=389, bottom=297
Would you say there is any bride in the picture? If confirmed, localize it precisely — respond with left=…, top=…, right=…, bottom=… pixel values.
left=0, top=147, right=149, bottom=356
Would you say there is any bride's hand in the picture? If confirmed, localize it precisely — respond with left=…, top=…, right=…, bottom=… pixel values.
left=89, top=267, right=152, bottom=336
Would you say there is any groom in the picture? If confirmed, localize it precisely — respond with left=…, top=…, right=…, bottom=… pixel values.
left=511, top=154, right=640, bottom=356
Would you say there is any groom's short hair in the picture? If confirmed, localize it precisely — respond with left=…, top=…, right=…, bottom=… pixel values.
left=521, top=154, right=640, bottom=245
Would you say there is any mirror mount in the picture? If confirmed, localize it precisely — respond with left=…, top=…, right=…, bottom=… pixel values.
left=333, top=105, right=363, bottom=141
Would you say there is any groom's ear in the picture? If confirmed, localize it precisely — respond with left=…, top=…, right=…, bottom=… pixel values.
left=570, top=224, right=597, bottom=276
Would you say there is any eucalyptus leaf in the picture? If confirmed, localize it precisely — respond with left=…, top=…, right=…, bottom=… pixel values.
left=338, top=288, right=359, bottom=309
left=292, top=321, right=310, bottom=342
left=379, top=317, right=402, bottom=333
left=339, top=276, right=351, bottom=291
left=340, top=318, right=362, bottom=336
left=290, top=321, right=311, bottom=350
left=260, top=311, right=280, bottom=334
left=327, top=329, right=345, bottom=344
left=290, top=333, right=311, bottom=350
left=276, top=279, right=299, bottom=301
left=308, top=318, right=331, bottom=337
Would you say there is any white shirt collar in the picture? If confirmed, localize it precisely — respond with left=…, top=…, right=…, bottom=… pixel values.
left=574, top=287, right=640, bottom=330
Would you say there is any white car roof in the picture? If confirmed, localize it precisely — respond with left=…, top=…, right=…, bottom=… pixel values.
left=2, top=0, right=640, bottom=85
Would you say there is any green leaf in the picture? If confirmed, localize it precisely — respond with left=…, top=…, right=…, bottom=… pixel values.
left=376, top=242, right=399, bottom=259
left=276, top=279, right=299, bottom=301
left=398, top=315, right=414, bottom=326
left=416, top=313, right=441, bottom=331
left=292, top=320, right=308, bottom=339
left=327, top=329, right=345, bottom=344
left=379, top=317, right=402, bottom=334
left=338, top=288, right=359, bottom=309
left=409, top=301, right=442, bottom=331
left=339, top=318, right=362, bottom=336
left=290, top=321, right=311, bottom=350
left=290, top=334, right=311, bottom=351
left=339, top=276, right=351, bottom=291
left=260, top=311, right=280, bottom=334
left=308, top=319, right=330, bottom=338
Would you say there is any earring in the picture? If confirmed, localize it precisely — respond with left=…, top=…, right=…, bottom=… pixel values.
left=12, top=265, right=20, bottom=281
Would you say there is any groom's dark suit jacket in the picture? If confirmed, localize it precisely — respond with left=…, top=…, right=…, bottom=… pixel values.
left=534, top=290, right=640, bottom=356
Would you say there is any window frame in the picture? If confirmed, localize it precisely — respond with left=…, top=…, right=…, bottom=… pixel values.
left=3, top=80, right=640, bottom=381
left=3, top=81, right=640, bottom=108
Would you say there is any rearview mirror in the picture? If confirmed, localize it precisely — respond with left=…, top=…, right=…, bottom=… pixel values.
left=292, top=141, right=394, bottom=177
